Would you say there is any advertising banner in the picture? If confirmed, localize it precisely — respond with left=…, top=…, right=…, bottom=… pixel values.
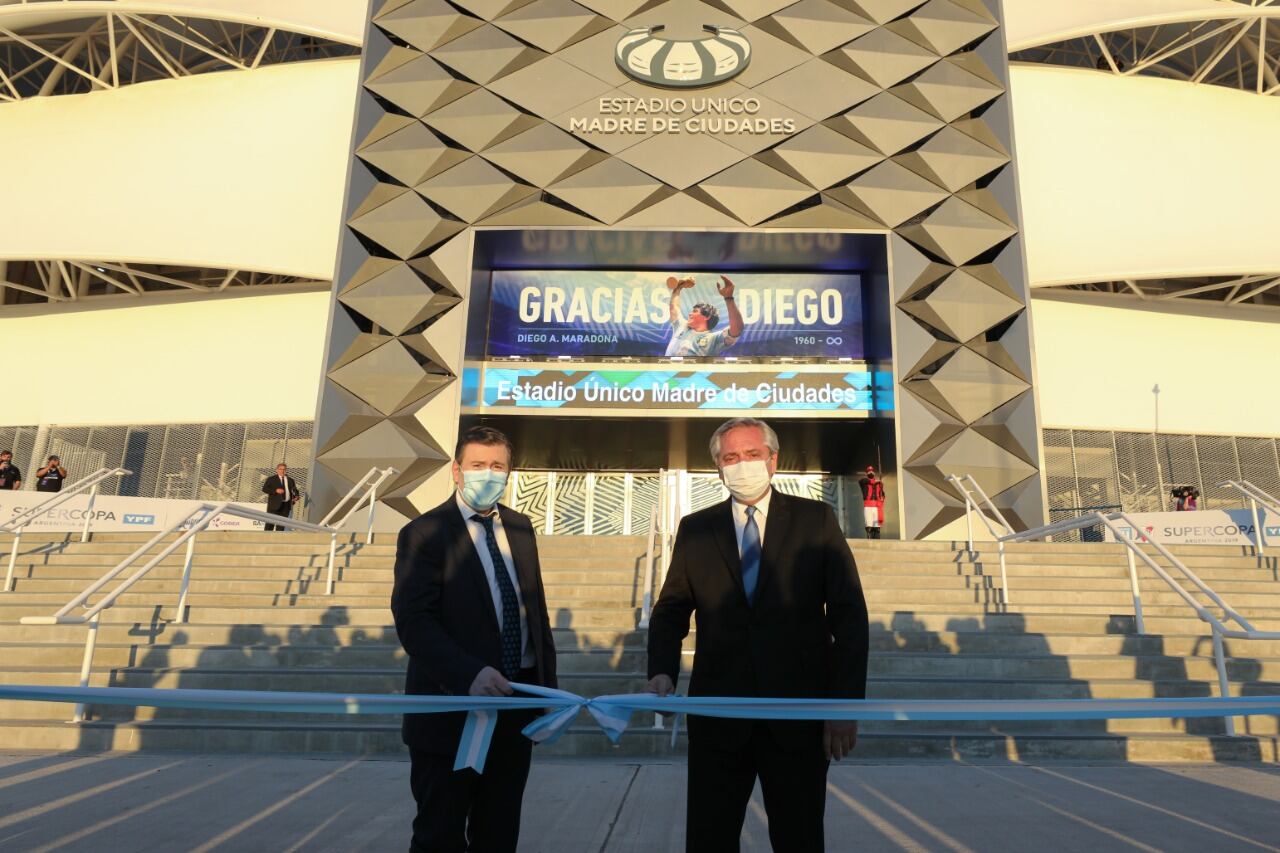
left=1106, top=508, right=1280, bottom=547
left=486, top=270, right=863, bottom=359
left=462, top=365, right=889, bottom=417
left=0, top=494, right=270, bottom=533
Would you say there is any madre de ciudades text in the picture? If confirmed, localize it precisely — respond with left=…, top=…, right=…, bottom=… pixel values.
left=570, top=96, right=797, bottom=136
left=495, top=378, right=865, bottom=407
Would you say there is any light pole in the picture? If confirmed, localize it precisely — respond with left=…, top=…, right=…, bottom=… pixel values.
left=1152, top=384, right=1160, bottom=435
left=1152, top=384, right=1166, bottom=509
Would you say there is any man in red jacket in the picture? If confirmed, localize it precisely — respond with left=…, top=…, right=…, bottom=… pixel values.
left=858, top=466, right=885, bottom=539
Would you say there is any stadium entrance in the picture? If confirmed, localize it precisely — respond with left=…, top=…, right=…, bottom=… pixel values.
left=461, top=228, right=898, bottom=537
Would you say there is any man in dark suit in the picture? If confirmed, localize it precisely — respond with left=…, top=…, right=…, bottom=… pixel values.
left=260, top=464, right=300, bottom=531
left=392, top=425, right=557, bottom=853
left=646, top=417, right=869, bottom=852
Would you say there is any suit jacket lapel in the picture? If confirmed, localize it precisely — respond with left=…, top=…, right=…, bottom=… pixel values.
left=758, top=489, right=791, bottom=603
left=712, top=499, right=747, bottom=602
left=444, top=500, right=500, bottom=635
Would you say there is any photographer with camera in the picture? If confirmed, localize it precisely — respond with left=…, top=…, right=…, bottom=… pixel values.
left=35, top=456, right=66, bottom=493
left=0, top=450, right=22, bottom=491
left=1172, top=485, right=1200, bottom=511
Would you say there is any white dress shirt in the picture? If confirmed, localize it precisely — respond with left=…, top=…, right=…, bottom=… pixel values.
left=456, top=492, right=534, bottom=668
left=730, top=487, right=772, bottom=557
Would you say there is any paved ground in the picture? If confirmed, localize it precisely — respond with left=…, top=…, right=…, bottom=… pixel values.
left=1, top=753, right=1279, bottom=852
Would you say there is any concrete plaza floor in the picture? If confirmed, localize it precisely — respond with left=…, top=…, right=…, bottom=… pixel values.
left=1, top=753, right=1278, bottom=852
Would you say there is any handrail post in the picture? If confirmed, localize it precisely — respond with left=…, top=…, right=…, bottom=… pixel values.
left=1212, top=627, right=1237, bottom=737
left=964, top=495, right=974, bottom=553
left=1125, top=546, right=1146, bottom=635
left=175, top=531, right=197, bottom=624
left=3, top=527, right=20, bottom=592
left=80, top=483, right=99, bottom=543
left=366, top=484, right=377, bottom=546
left=326, top=531, right=337, bottom=596
left=72, top=610, right=101, bottom=723
left=640, top=505, right=658, bottom=629
left=997, top=538, right=1010, bottom=607
left=1249, top=496, right=1265, bottom=558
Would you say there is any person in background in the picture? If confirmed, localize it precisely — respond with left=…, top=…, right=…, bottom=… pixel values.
left=261, top=463, right=301, bottom=531
left=0, top=451, right=22, bottom=491
left=35, top=456, right=66, bottom=492
left=858, top=466, right=885, bottom=539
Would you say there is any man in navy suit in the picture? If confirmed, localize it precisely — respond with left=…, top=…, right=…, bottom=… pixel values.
left=392, top=426, right=557, bottom=853
left=647, top=417, right=869, bottom=852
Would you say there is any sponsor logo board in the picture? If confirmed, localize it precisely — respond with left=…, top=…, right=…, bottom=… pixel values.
left=0, top=495, right=268, bottom=532
left=1106, top=508, right=1277, bottom=546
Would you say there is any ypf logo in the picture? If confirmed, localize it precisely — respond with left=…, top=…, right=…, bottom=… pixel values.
left=615, top=25, right=750, bottom=88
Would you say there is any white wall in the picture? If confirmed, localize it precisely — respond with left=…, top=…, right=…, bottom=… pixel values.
left=0, top=59, right=360, bottom=279
left=1011, top=64, right=1280, bottom=286
left=0, top=290, right=331, bottom=426
left=1032, top=295, right=1280, bottom=436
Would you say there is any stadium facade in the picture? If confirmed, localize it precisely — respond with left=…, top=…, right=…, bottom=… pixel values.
left=0, top=0, right=1277, bottom=539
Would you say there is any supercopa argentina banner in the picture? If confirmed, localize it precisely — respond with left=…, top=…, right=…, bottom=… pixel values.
left=486, top=270, right=864, bottom=359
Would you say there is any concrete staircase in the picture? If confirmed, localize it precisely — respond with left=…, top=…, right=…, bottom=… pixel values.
left=1, top=532, right=1277, bottom=761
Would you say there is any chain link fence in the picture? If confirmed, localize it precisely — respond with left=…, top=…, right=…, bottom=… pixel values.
left=1044, top=428, right=1280, bottom=523
left=11, top=421, right=315, bottom=505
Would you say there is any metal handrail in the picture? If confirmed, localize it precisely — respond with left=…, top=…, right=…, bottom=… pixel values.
left=15, top=465, right=393, bottom=722
left=2, top=467, right=131, bottom=592
left=1000, top=509, right=1280, bottom=735
left=639, top=505, right=659, bottom=629
left=1219, top=479, right=1280, bottom=557
left=19, top=502, right=345, bottom=722
left=317, top=466, right=398, bottom=544
left=945, top=473, right=1013, bottom=605
left=640, top=469, right=679, bottom=629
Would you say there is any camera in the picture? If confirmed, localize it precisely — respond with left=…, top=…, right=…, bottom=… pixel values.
left=1170, top=485, right=1200, bottom=499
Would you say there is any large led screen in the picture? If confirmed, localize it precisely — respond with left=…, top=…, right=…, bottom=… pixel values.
left=486, top=270, right=864, bottom=359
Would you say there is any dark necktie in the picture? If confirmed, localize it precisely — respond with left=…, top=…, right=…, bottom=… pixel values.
left=472, top=514, right=522, bottom=678
left=741, top=505, right=761, bottom=605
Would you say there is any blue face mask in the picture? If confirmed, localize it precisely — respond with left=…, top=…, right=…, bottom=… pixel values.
left=461, top=469, right=508, bottom=511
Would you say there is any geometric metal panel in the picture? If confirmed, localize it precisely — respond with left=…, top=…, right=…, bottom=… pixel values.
left=314, top=0, right=1047, bottom=532
left=754, top=0, right=875, bottom=55
left=755, top=124, right=883, bottom=190
left=826, top=91, right=945, bottom=156
left=348, top=185, right=466, bottom=259
left=431, top=25, right=547, bottom=84
left=899, top=267, right=1022, bottom=342
left=374, top=0, right=486, bottom=53
left=826, top=26, right=938, bottom=89
left=691, top=159, right=816, bottom=225
left=895, top=125, right=1009, bottom=192
left=885, top=0, right=995, bottom=57
left=494, top=0, right=613, bottom=52
left=903, top=346, right=1029, bottom=424
left=417, top=157, right=539, bottom=221
left=828, top=159, right=948, bottom=228
left=364, top=49, right=478, bottom=118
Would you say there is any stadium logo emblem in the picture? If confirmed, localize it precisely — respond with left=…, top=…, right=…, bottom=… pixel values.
left=615, top=25, right=750, bottom=88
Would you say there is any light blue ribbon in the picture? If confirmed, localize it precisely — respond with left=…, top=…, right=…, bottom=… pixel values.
left=4, top=684, right=1278, bottom=774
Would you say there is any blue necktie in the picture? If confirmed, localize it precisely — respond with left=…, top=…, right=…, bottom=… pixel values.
left=472, top=514, right=522, bottom=678
left=740, top=505, right=761, bottom=605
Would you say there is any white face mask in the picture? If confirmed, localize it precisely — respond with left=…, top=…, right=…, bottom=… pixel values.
left=720, top=459, right=772, bottom=503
